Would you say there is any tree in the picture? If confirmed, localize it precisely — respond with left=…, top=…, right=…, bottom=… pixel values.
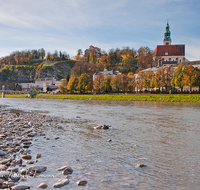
left=144, top=70, right=154, bottom=91
left=163, top=66, right=173, bottom=93
left=103, top=76, right=112, bottom=93
left=171, top=64, right=186, bottom=92
left=78, top=73, right=92, bottom=93
left=40, top=48, right=45, bottom=60
left=59, top=79, right=68, bottom=94
left=67, top=76, right=79, bottom=93
left=77, top=49, right=83, bottom=56
left=127, top=75, right=135, bottom=92
left=136, top=71, right=145, bottom=93
left=155, top=67, right=164, bottom=93
left=111, top=75, right=122, bottom=93
left=93, top=73, right=104, bottom=93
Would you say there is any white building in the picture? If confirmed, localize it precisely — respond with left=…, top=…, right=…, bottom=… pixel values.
left=93, top=68, right=122, bottom=81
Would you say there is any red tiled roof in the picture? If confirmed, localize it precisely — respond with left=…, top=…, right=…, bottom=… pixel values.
left=153, top=45, right=185, bottom=57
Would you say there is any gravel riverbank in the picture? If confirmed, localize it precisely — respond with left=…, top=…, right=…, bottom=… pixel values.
left=0, top=106, right=87, bottom=189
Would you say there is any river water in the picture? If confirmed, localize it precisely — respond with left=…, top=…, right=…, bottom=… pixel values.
left=0, top=98, right=200, bottom=189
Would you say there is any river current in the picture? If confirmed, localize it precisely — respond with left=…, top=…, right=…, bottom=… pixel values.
left=0, top=98, right=200, bottom=189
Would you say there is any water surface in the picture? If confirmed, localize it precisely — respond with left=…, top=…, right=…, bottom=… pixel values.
left=0, top=98, right=200, bottom=189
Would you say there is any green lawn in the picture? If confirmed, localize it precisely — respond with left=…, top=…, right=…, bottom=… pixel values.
left=4, top=93, right=200, bottom=103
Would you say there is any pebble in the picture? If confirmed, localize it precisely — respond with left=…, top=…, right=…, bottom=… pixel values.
left=11, top=185, right=30, bottom=190
left=28, top=165, right=47, bottom=173
left=57, top=179, right=70, bottom=185
left=0, top=150, right=5, bottom=156
left=21, top=155, right=32, bottom=160
left=52, top=183, right=64, bottom=188
left=62, top=167, right=73, bottom=175
left=37, top=183, right=48, bottom=189
left=76, top=180, right=88, bottom=186
left=36, top=153, right=41, bottom=159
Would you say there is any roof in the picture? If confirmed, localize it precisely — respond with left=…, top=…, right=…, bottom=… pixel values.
left=163, top=61, right=177, bottom=65
left=153, top=45, right=185, bottom=57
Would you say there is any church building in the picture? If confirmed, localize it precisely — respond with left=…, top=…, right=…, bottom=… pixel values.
left=153, top=22, right=189, bottom=67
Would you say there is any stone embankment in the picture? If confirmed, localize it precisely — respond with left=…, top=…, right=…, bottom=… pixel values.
left=0, top=107, right=87, bottom=189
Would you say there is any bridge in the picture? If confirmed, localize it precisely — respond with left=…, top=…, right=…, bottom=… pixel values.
left=1, top=85, right=36, bottom=98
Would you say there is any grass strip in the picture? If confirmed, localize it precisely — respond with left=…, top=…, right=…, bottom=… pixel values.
left=4, top=94, right=200, bottom=103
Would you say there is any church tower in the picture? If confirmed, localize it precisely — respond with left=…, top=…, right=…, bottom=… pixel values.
left=163, top=21, right=171, bottom=45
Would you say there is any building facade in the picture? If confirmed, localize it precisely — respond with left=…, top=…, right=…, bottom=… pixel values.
left=153, top=22, right=189, bottom=67
left=93, top=68, right=122, bottom=81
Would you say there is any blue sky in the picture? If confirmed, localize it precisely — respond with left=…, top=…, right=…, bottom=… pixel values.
left=0, top=0, right=200, bottom=61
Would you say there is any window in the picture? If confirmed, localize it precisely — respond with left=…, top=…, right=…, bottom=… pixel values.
left=165, top=59, right=168, bottom=61
left=179, top=59, right=182, bottom=63
left=165, top=52, right=168, bottom=55
left=172, top=59, right=175, bottom=61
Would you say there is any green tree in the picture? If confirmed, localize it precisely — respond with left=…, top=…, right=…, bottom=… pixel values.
left=171, top=64, right=186, bottom=92
left=59, top=79, right=68, bottom=94
left=111, top=75, right=121, bottom=93
left=144, top=70, right=154, bottom=91
left=67, top=76, right=79, bottom=93
left=103, top=76, right=112, bottom=93
left=40, top=48, right=45, bottom=60
left=78, top=73, right=92, bottom=93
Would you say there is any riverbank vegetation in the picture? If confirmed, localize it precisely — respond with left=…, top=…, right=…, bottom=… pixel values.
left=5, top=94, right=200, bottom=103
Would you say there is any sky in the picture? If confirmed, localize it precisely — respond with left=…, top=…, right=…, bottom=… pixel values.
left=0, top=0, right=200, bottom=61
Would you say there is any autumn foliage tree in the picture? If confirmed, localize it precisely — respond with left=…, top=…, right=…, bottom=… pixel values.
left=67, top=76, right=79, bottom=93
left=93, top=73, right=104, bottom=93
left=78, top=73, right=92, bottom=93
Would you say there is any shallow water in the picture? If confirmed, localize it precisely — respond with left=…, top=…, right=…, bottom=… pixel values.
left=1, top=98, right=200, bottom=189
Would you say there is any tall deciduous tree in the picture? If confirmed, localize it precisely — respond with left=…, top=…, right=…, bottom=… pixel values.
left=93, top=73, right=104, bottom=93
left=103, top=76, right=112, bottom=93
left=67, top=76, right=79, bottom=93
left=78, top=73, right=92, bottom=93
left=111, top=75, right=122, bottom=93
left=59, top=79, right=68, bottom=94
left=171, top=64, right=186, bottom=92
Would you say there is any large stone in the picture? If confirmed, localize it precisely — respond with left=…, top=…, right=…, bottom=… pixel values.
left=62, top=167, right=73, bottom=175
left=57, top=166, right=68, bottom=171
left=76, top=180, right=87, bottom=186
left=36, top=153, right=41, bottom=159
left=12, top=185, right=30, bottom=190
left=0, top=171, right=10, bottom=178
left=0, top=158, right=12, bottom=164
left=21, top=155, right=32, bottom=160
left=57, top=179, right=70, bottom=185
left=28, top=166, right=47, bottom=173
left=7, top=167, right=19, bottom=173
left=0, top=150, right=5, bottom=156
left=52, top=183, right=64, bottom=188
left=37, top=183, right=48, bottom=189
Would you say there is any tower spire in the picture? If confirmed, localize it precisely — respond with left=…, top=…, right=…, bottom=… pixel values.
left=163, top=21, right=171, bottom=45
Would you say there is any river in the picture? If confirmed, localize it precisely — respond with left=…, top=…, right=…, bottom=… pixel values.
left=0, top=98, right=200, bottom=189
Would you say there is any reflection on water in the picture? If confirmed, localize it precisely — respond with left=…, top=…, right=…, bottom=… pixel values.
left=0, top=98, right=200, bottom=189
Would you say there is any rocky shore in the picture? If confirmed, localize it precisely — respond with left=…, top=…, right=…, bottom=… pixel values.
left=0, top=106, right=87, bottom=189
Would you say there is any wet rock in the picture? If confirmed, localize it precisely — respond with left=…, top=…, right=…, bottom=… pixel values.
left=102, top=125, right=110, bottom=129
left=57, top=179, right=70, bottom=185
left=36, top=153, right=41, bottom=159
left=135, top=164, right=147, bottom=168
left=7, top=167, right=19, bottom=173
left=20, top=169, right=28, bottom=175
left=0, top=179, right=3, bottom=185
left=21, top=155, right=32, bottom=160
left=62, top=167, right=73, bottom=175
left=10, top=175, right=20, bottom=182
left=54, top=137, right=59, bottom=140
left=52, top=183, right=64, bottom=188
left=12, top=185, right=30, bottom=190
left=57, top=166, right=68, bottom=171
left=94, top=125, right=102, bottom=129
left=0, top=171, right=10, bottom=178
left=0, top=150, right=5, bottom=156
left=76, top=180, right=87, bottom=186
left=26, top=160, right=34, bottom=164
left=4, top=181, right=15, bottom=187
left=28, top=166, right=47, bottom=173
left=108, top=139, right=112, bottom=142
left=37, top=183, right=48, bottom=189
left=0, top=165, right=7, bottom=170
